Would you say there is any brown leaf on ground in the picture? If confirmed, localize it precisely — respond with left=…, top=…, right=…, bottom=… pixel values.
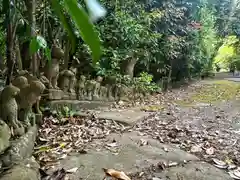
left=103, top=168, right=131, bottom=180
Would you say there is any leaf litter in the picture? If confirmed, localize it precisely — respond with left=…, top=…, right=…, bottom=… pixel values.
left=36, top=80, right=240, bottom=179
left=35, top=113, right=128, bottom=176
left=131, top=80, right=240, bottom=179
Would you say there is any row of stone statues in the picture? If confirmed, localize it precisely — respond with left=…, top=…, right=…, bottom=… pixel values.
left=26, top=44, right=145, bottom=102
left=47, top=70, right=132, bottom=101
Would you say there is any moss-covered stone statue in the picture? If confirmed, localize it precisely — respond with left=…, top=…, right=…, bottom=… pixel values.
left=43, top=45, right=64, bottom=89
left=0, top=85, right=24, bottom=136
left=77, top=75, right=86, bottom=100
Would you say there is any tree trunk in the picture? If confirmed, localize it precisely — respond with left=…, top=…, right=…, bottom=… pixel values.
left=24, top=0, right=37, bottom=76
left=64, top=40, right=70, bottom=69
left=21, top=41, right=31, bottom=71
left=6, top=23, right=14, bottom=85
left=122, top=58, right=137, bottom=78
left=5, top=0, right=15, bottom=85
left=16, top=37, right=23, bottom=71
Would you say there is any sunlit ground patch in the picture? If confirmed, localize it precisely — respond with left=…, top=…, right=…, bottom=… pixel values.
left=176, top=80, right=240, bottom=106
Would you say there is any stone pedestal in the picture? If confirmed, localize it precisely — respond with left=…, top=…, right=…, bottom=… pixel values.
left=44, top=89, right=64, bottom=100
left=0, top=120, right=11, bottom=154
left=63, top=92, right=77, bottom=100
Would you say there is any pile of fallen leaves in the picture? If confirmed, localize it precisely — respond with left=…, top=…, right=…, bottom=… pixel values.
left=133, top=102, right=240, bottom=179
left=35, top=114, right=127, bottom=171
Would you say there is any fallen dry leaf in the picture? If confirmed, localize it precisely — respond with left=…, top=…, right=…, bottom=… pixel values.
left=212, top=158, right=228, bottom=169
left=229, top=169, right=240, bottom=179
left=103, top=168, right=131, bottom=180
left=139, top=139, right=148, bottom=146
left=66, top=167, right=78, bottom=173
left=205, top=147, right=215, bottom=155
left=190, top=145, right=202, bottom=153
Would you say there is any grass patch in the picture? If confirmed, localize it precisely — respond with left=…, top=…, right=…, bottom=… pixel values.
left=177, top=80, right=240, bottom=106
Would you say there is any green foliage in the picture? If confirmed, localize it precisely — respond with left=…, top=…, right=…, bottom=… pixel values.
left=0, top=26, right=6, bottom=58
left=56, top=105, right=75, bottom=120
left=5, top=0, right=240, bottom=91
left=27, top=0, right=103, bottom=65
left=133, top=72, right=160, bottom=93
left=29, top=35, right=51, bottom=62
left=198, top=1, right=218, bottom=71
left=48, top=0, right=102, bottom=63
left=63, top=0, right=101, bottom=63
left=96, top=0, right=162, bottom=75
left=50, top=0, right=77, bottom=54
left=214, top=35, right=240, bottom=70
left=185, top=0, right=219, bottom=76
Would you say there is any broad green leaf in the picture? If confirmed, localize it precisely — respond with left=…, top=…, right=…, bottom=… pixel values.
left=64, top=0, right=101, bottom=64
left=50, top=0, right=77, bottom=54
left=29, top=37, right=40, bottom=55
left=36, top=35, right=47, bottom=49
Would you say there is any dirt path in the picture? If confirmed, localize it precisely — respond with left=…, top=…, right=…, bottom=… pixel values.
left=37, top=79, right=240, bottom=180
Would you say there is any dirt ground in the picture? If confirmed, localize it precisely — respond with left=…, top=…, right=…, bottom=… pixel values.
left=37, top=78, right=240, bottom=180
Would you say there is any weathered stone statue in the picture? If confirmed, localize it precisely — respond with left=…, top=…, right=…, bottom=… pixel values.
left=104, top=76, right=117, bottom=101
left=51, top=44, right=65, bottom=59
left=43, top=58, right=60, bottom=89
left=58, top=67, right=77, bottom=94
left=85, top=79, right=97, bottom=100
left=17, top=80, right=45, bottom=128
left=77, top=75, right=86, bottom=100
left=0, top=85, right=24, bottom=136
left=13, top=71, right=46, bottom=114
left=0, top=126, right=39, bottom=178
left=69, top=66, right=77, bottom=93
left=99, top=86, right=108, bottom=100
left=17, top=70, right=49, bottom=88
left=0, top=119, right=11, bottom=153
left=58, top=70, right=74, bottom=93
left=11, top=76, right=28, bottom=90
left=42, top=45, right=64, bottom=89
left=118, top=84, right=129, bottom=101
left=39, top=73, right=50, bottom=87
left=0, top=76, right=41, bottom=180
left=112, top=83, right=121, bottom=100
left=92, top=76, right=103, bottom=100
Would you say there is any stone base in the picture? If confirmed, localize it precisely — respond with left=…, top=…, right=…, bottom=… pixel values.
left=43, top=89, right=64, bottom=100
left=0, top=120, right=11, bottom=153
left=45, top=100, right=113, bottom=111
left=63, top=92, right=77, bottom=100
left=0, top=157, right=40, bottom=180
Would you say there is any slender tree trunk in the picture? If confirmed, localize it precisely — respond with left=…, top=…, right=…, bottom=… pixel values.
left=64, top=39, right=70, bottom=69
left=122, top=58, right=137, bottom=78
left=16, top=37, right=23, bottom=71
left=25, top=0, right=37, bottom=76
left=6, top=23, right=14, bottom=85
left=5, top=0, right=15, bottom=85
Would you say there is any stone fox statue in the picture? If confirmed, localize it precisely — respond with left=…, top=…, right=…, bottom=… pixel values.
left=17, top=80, right=45, bottom=128
left=0, top=85, right=24, bottom=136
